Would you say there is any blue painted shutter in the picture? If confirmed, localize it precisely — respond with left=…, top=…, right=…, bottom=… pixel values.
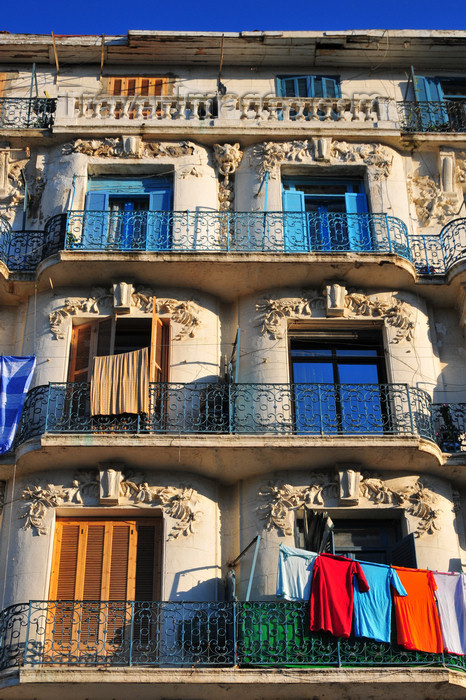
left=147, top=188, right=172, bottom=250
left=282, top=189, right=307, bottom=252
left=83, top=191, right=109, bottom=250
left=321, top=78, right=340, bottom=98
left=414, top=76, right=448, bottom=127
left=345, top=193, right=370, bottom=251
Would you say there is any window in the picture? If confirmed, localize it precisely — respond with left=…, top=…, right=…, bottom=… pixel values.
left=83, top=176, right=173, bottom=251
left=47, top=517, right=162, bottom=660
left=289, top=328, right=387, bottom=434
left=296, top=512, right=417, bottom=567
left=277, top=75, right=340, bottom=98
left=413, top=75, right=466, bottom=130
left=282, top=177, right=370, bottom=252
left=68, top=315, right=170, bottom=384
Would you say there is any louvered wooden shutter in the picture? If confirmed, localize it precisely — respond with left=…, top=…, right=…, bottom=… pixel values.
left=108, top=77, right=168, bottom=97
left=151, top=308, right=168, bottom=383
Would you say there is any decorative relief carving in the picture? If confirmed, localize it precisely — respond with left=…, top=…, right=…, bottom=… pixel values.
left=21, top=471, right=202, bottom=539
left=213, top=142, right=243, bottom=211
left=255, top=291, right=325, bottom=339
left=259, top=472, right=439, bottom=538
left=456, top=153, right=466, bottom=183
left=49, top=286, right=201, bottom=341
left=330, top=141, right=393, bottom=180
left=256, top=288, right=414, bottom=343
left=251, top=139, right=392, bottom=180
left=407, top=173, right=458, bottom=226
left=344, top=292, right=415, bottom=343
left=62, top=138, right=196, bottom=159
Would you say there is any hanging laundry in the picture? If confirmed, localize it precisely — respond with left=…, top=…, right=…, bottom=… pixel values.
left=393, top=567, right=443, bottom=653
left=310, top=553, right=369, bottom=638
left=91, top=347, right=149, bottom=416
left=353, top=561, right=407, bottom=643
left=0, top=355, right=36, bottom=454
left=433, top=572, right=466, bottom=655
left=276, top=543, right=318, bottom=601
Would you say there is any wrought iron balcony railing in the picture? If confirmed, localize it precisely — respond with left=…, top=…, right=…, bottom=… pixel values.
left=432, top=403, right=466, bottom=453
left=62, top=210, right=410, bottom=256
left=13, top=381, right=434, bottom=448
left=1, top=213, right=465, bottom=279
left=0, top=600, right=464, bottom=671
left=0, top=97, right=56, bottom=129
left=397, top=100, right=466, bottom=133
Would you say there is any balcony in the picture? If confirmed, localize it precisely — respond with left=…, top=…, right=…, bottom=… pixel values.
left=13, top=381, right=436, bottom=446
left=0, top=97, right=56, bottom=129
left=0, top=600, right=464, bottom=673
left=397, top=100, right=466, bottom=133
left=54, top=93, right=395, bottom=132
left=412, top=218, right=466, bottom=277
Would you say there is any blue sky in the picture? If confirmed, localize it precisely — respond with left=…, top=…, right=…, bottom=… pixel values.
left=2, top=0, right=466, bottom=35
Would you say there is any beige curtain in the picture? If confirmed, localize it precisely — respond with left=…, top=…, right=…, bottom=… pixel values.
left=90, top=347, right=149, bottom=416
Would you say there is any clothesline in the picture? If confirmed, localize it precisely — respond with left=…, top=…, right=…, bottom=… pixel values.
left=276, top=543, right=466, bottom=655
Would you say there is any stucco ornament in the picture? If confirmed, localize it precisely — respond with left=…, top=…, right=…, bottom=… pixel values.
left=259, top=473, right=439, bottom=538
left=456, top=153, right=466, bottom=183
left=345, top=291, right=415, bottom=343
left=330, top=141, right=393, bottom=180
left=49, top=287, right=201, bottom=341
left=213, top=142, right=243, bottom=211
left=252, top=139, right=392, bottom=180
left=255, top=291, right=325, bottom=339
left=256, top=289, right=414, bottom=343
left=62, top=138, right=196, bottom=159
left=21, top=472, right=202, bottom=539
left=407, top=173, right=458, bottom=226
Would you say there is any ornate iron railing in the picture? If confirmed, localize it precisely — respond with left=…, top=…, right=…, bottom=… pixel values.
left=63, top=210, right=410, bottom=256
left=432, top=403, right=466, bottom=453
left=3, top=213, right=466, bottom=279
left=0, top=600, right=464, bottom=671
left=0, top=98, right=56, bottom=129
left=397, top=100, right=466, bottom=133
left=13, top=381, right=433, bottom=447
left=411, top=218, right=466, bottom=275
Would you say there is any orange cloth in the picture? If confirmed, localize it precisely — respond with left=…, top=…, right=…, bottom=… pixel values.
left=393, top=567, right=443, bottom=653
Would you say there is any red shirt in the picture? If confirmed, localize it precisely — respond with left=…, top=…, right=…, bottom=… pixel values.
left=310, top=553, right=370, bottom=638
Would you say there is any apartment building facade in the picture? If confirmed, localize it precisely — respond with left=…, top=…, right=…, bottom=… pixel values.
left=0, top=29, right=465, bottom=698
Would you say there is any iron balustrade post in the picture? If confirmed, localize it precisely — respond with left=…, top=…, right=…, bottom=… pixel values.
left=45, top=384, right=52, bottom=432
left=23, top=601, right=32, bottom=666
left=129, top=600, right=134, bottom=666
left=405, top=385, right=415, bottom=435
left=386, top=213, right=392, bottom=253
left=233, top=600, right=238, bottom=666
left=337, top=638, right=341, bottom=667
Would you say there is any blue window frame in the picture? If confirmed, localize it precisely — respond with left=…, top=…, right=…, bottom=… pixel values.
left=290, top=329, right=387, bottom=435
left=277, top=75, right=341, bottom=98
left=84, top=177, right=173, bottom=251
left=282, top=178, right=370, bottom=253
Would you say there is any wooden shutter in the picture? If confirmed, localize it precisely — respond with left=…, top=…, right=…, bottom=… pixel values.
left=68, top=319, right=113, bottom=382
left=151, top=308, right=170, bottom=383
left=108, top=77, right=168, bottom=97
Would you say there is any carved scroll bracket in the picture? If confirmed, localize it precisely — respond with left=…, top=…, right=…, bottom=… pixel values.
left=259, top=472, right=439, bottom=539
left=49, top=286, right=201, bottom=341
left=21, top=470, right=202, bottom=539
left=256, top=287, right=414, bottom=343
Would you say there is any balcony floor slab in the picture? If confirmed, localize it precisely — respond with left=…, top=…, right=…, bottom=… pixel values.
left=0, top=666, right=464, bottom=700
left=4, top=433, right=458, bottom=485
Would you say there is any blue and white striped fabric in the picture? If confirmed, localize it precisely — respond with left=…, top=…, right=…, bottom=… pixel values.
left=0, top=356, right=36, bottom=454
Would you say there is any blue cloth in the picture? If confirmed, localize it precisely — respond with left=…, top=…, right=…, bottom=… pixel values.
left=0, top=356, right=36, bottom=454
left=353, top=560, right=407, bottom=642
left=276, top=543, right=318, bottom=601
